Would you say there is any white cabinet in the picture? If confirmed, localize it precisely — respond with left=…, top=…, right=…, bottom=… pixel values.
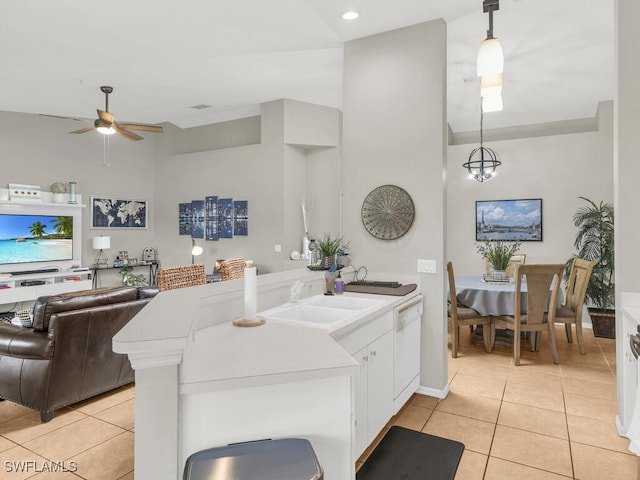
left=337, top=311, right=394, bottom=459
left=0, top=271, right=92, bottom=305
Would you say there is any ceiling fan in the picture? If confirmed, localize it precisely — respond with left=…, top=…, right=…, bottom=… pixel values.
left=69, top=86, right=163, bottom=141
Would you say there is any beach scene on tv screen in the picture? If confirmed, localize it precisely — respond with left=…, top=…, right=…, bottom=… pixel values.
left=0, top=215, right=73, bottom=265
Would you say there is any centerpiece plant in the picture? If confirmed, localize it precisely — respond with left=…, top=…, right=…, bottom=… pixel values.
left=476, top=239, right=522, bottom=272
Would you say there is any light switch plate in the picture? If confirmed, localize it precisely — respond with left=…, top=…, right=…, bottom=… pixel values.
left=274, top=244, right=282, bottom=253
left=417, top=259, right=436, bottom=274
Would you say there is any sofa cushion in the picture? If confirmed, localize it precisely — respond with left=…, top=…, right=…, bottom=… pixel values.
left=0, top=323, right=53, bottom=359
left=32, top=286, right=139, bottom=332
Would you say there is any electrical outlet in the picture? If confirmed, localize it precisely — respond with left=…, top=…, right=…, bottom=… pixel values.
left=274, top=244, right=282, bottom=253
left=417, top=259, right=436, bottom=274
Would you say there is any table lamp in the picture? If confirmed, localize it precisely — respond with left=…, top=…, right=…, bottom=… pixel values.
left=191, top=239, right=203, bottom=264
left=92, top=236, right=111, bottom=266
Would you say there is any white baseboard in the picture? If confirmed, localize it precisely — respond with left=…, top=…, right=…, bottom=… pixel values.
left=416, top=383, right=449, bottom=399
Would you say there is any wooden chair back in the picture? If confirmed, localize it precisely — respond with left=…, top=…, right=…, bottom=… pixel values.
left=515, top=263, right=564, bottom=326
left=564, top=258, right=596, bottom=314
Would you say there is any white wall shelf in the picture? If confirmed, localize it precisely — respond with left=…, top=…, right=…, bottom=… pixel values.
left=0, top=270, right=92, bottom=304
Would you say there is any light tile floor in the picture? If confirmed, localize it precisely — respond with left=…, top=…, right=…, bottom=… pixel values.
left=0, top=385, right=134, bottom=480
left=0, top=325, right=633, bottom=479
left=358, top=325, right=636, bottom=480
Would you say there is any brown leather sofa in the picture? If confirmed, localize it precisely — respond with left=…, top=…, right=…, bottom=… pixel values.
left=0, top=286, right=157, bottom=422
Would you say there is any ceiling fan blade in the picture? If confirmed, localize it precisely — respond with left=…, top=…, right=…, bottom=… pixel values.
left=41, top=114, right=90, bottom=122
left=115, top=126, right=143, bottom=141
left=117, top=123, right=164, bottom=133
left=97, top=109, right=114, bottom=124
left=69, top=126, right=96, bottom=134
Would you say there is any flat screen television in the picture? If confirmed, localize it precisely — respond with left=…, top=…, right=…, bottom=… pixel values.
left=0, top=214, right=73, bottom=265
left=476, top=198, right=542, bottom=241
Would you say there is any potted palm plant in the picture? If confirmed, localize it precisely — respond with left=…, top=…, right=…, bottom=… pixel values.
left=568, top=196, right=615, bottom=338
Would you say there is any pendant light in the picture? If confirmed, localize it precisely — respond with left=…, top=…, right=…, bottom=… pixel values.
left=478, top=0, right=504, bottom=112
left=477, top=0, right=503, bottom=76
left=463, top=102, right=501, bottom=182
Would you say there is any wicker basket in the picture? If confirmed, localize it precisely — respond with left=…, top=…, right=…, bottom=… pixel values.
left=220, top=258, right=246, bottom=280
left=158, top=264, right=206, bottom=291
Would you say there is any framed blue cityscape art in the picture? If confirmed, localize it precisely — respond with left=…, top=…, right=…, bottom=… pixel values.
left=205, top=196, right=219, bottom=240
left=234, top=200, right=248, bottom=236
left=191, top=200, right=205, bottom=239
left=91, top=197, right=148, bottom=229
left=218, top=198, right=234, bottom=239
left=476, top=198, right=542, bottom=242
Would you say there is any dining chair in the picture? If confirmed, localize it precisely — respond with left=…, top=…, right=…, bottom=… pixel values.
left=505, top=253, right=526, bottom=278
left=492, top=263, right=564, bottom=366
left=553, top=258, right=596, bottom=354
left=158, top=264, right=206, bottom=291
left=447, top=261, right=493, bottom=357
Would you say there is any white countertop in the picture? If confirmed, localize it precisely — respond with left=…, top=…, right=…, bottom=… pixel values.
left=180, top=320, right=359, bottom=394
left=113, top=267, right=421, bottom=393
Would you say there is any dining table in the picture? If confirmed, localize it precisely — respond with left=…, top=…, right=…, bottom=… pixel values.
left=453, top=275, right=564, bottom=351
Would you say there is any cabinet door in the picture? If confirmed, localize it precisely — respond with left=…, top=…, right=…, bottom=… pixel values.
left=367, top=330, right=394, bottom=444
left=353, top=345, right=369, bottom=458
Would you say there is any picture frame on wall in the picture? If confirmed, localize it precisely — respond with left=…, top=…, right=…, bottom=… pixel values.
left=233, top=200, right=248, bottom=236
left=476, top=198, right=542, bottom=241
left=91, top=197, right=148, bottom=229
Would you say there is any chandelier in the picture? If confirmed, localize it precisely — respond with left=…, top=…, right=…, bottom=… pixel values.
left=463, top=103, right=501, bottom=182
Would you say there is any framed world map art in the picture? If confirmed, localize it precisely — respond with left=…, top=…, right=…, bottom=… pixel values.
left=91, top=197, right=148, bottom=229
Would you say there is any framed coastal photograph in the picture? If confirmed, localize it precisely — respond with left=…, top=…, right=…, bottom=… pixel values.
left=476, top=198, right=542, bottom=241
left=91, top=197, right=148, bottom=229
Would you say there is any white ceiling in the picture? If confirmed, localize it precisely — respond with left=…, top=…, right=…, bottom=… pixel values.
left=0, top=0, right=613, bottom=134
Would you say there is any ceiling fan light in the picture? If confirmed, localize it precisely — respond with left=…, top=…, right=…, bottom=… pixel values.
left=96, top=126, right=116, bottom=135
left=482, top=93, right=503, bottom=112
left=477, top=37, right=504, bottom=76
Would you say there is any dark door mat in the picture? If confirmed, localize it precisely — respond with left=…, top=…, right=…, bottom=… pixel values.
left=357, top=426, right=464, bottom=480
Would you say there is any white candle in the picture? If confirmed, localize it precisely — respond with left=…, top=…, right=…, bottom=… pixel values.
left=244, top=260, right=257, bottom=320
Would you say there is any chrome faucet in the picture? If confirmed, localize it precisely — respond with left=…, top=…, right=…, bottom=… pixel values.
left=290, top=280, right=305, bottom=303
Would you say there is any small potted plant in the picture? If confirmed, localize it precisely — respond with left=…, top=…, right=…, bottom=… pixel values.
left=476, top=239, right=522, bottom=279
left=120, top=267, right=148, bottom=287
left=316, top=233, right=346, bottom=269
left=568, top=197, right=615, bottom=338
left=50, top=182, right=67, bottom=203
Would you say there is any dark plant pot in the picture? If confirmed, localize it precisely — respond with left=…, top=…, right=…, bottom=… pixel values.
left=588, top=308, right=616, bottom=339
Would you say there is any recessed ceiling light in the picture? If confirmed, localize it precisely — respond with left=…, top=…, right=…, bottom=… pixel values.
left=342, top=11, right=359, bottom=20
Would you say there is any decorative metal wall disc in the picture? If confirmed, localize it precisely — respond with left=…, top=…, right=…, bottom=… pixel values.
left=361, top=185, right=415, bottom=240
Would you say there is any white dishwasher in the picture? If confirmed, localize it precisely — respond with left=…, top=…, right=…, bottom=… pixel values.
left=393, top=294, right=423, bottom=414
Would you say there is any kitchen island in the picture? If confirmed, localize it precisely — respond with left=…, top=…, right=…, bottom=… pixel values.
left=113, top=267, right=421, bottom=479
